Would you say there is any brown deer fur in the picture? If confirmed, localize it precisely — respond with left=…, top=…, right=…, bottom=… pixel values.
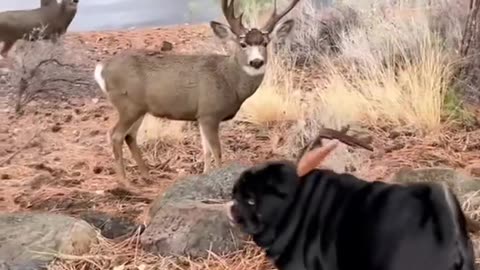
left=0, top=0, right=79, bottom=58
left=94, top=0, right=301, bottom=189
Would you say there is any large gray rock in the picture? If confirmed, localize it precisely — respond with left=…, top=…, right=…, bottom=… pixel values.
left=142, top=163, right=249, bottom=258
left=141, top=200, right=245, bottom=258
left=389, top=167, right=480, bottom=197
left=148, top=162, right=249, bottom=217
left=0, top=213, right=99, bottom=270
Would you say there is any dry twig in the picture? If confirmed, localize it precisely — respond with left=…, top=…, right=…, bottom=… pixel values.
left=0, top=129, right=43, bottom=166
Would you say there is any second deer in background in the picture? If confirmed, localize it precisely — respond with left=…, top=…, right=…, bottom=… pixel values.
left=0, top=0, right=79, bottom=58
left=94, top=0, right=302, bottom=189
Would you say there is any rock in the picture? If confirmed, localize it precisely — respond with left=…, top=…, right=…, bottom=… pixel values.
left=161, top=41, right=173, bottom=51
left=92, top=165, right=103, bottom=174
left=390, top=167, right=480, bottom=193
left=141, top=200, right=246, bottom=258
left=148, top=163, right=248, bottom=217
left=79, top=211, right=140, bottom=240
left=143, top=163, right=249, bottom=258
left=0, top=213, right=99, bottom=269
left=51, top=124, right=61, bottom=133
left=389, top=167, right=480, bottom=205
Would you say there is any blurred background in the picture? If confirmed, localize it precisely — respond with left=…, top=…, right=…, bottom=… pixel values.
left=0, top=0, right=334, bottom=32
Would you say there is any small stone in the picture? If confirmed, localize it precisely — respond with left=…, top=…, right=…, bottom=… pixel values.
left=51, top=124, right=62, bottom=133
left=90, top=130, right=100, bottom=136
left=92, top=98, right=99, bottom=104
left=93, top=166, right=103, bottom=174
left=81, top=115, right=89, bottom=121
left=161, top=41, right=173, bottom=51
left=73, top=130, right=80, bottom=136
left=74, top=108, right=81, bottom=115
left=388, top=130, right=401, bottom=139
left=64, top=114, right=73, bottom=123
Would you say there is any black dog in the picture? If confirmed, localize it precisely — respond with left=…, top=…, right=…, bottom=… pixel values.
left=227, top=139, right=475, bottom=270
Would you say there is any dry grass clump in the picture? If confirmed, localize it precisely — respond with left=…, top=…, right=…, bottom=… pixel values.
left=136, top=115, right=189, bottom=145
left=318, top=19, right=454, bottom=131
left=134, top=0, right=476, bottom=163
left=236, top=0, right=474, bottom=159
left=48, top=233, right=272, bottom=270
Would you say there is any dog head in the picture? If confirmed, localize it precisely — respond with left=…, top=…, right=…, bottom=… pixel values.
left=226, top=139, right=341, bottom=235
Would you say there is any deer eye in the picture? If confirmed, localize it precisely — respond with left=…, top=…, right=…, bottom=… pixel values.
left=240, top=42, right=247, bottom=48
left=247, top=198, right=255, bottom=206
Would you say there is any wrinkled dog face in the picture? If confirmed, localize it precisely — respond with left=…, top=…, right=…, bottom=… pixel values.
left=227, top=161, right=299, bottom=235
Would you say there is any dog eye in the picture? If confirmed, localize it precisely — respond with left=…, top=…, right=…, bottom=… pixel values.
left=247, top=198, right=255, bottom=206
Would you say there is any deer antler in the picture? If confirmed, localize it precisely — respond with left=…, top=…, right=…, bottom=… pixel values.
left=297, top=125, right=374, bottom=162
left=221, top=0, right=246, bottom=36
left=261, top=0, right=301, bottom=33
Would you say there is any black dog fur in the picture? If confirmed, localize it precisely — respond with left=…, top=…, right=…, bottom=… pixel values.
left=229, top=160, right=475, bottom=270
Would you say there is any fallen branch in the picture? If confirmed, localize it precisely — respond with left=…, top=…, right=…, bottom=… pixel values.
left=0, top=129, right=43, bottom=166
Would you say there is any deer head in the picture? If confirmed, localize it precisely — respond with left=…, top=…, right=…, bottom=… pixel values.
left=60, top=0, right=79, bottom=11
left=210, top=0, right=300, bottom=76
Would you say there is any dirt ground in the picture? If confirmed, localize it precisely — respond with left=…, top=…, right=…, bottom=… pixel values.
left=2, top=24, right=480, bottom=261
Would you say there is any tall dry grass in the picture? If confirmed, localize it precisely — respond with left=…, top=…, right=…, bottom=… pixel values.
left=136, top=0, right=472, bottom=161
left=237, top=0, right=470, bottom=155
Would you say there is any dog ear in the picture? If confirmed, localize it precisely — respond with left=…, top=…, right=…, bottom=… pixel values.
left=296, top=139, right=339, bottom=177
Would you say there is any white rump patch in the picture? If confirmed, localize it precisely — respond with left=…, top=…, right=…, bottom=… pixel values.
left=94, top=63, right=107, bottom=94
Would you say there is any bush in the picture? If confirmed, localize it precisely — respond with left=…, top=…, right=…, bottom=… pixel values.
left=5, top=28, right=90, bottom=114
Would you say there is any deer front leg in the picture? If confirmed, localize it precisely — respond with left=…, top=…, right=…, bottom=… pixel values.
left=199, top=119, right=222, bottom=173
left=199, top=124, right=212, bottom=173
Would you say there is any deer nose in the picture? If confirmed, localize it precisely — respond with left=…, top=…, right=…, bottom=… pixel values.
left=249, top=59, right=264, bottom=69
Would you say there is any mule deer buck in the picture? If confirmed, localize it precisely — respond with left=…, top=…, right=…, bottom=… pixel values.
left=0, top=0, right=79, bottom=58
left=94, top=0, right=301, bottom=188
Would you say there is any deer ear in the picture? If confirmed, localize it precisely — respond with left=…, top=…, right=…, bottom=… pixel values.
left=210, top=21, right=235, bottom=40
left=296, top=139, right=339, bottom=178
left=270, top=19, right=295, bottom=40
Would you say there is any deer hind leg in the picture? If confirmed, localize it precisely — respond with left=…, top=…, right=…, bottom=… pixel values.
left=110, top=111, right=143, bottom=188
left=199, top=119, right=222, bottom=173
left=0, top=40, right=15, bottom=59
left=125, top=115, right=149, bottom=179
